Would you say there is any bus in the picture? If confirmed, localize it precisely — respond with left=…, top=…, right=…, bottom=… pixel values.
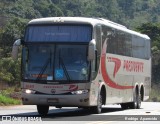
left=12, top=17, right=151, bottom=115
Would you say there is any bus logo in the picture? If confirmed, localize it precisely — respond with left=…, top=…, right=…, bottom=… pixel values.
left=51, top=89, right=56, bottom=94
left=107, top=57, right=121, bottom=78
left=69, top=85, right=78, bottom=91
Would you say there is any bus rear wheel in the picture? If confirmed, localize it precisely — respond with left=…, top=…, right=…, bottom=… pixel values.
left=37, top=105, right=49, bottom=116
left=129, top=90, right=141, bottom=109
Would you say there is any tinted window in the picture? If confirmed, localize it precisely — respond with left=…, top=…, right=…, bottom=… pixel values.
left=22, top=44, right=90, bottom=82
left=25, top=25, right=92, bottom=42
left=102, top=25, right=150, bottom=59
left=125, top=34, right=132, bottom=56
left=132, top=36, right=150, bottom=59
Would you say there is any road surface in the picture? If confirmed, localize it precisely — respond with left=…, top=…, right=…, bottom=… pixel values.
left=0, top=102, right=160, bottom=124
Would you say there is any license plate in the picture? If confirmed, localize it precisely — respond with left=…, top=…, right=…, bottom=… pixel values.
left=47, top=98, right=59, bottom=103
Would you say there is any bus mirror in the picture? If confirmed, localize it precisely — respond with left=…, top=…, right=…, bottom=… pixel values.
left=88, top=39, right=96, bottom=61
left=12, top=39, right=21, bottom=60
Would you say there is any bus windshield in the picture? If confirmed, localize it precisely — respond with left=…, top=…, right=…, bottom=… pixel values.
left=22, top=44, right=90, bottom=83
left=25, top=25, right=92, bottom=42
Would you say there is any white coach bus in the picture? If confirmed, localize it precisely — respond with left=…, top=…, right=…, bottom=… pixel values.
left=12, top=17, right=151, bottom=115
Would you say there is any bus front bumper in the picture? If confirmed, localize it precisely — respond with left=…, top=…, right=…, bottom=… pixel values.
left=21, top=93, right=90, bottom=107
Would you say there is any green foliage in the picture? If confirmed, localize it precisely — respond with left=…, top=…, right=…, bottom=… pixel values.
left=3, top=18, right=26, bottom=41
left=2, top=0, right=64, bottom=19
left=0, top=58, right=21, bottom=84
left=0, top=95, right=21, bottom=105
left=0, top=87, right=21, bottom=105
left=0, top=17, right=27, bottom=57
left=137, top=23, right=160, bottom=41
left=33, top=0, right=63, bottom=17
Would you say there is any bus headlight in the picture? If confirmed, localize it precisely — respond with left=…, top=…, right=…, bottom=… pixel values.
left=22, top=89, right=36, bottom=94
left=71, top=90, right=89, bottom=95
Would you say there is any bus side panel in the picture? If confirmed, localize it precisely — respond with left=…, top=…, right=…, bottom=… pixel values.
left=100, top=53, right=151, bottom=104
left=103, top=54, right=134, bottom=104
left=143, top=58, right=151, bottom=101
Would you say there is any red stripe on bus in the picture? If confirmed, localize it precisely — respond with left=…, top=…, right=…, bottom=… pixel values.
left=101, top=41, right=134, bottom=90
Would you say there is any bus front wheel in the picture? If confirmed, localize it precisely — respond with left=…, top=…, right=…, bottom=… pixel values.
left=37, top=105, right=49, bottom=116
left=92, top=92, right=103, bottom=114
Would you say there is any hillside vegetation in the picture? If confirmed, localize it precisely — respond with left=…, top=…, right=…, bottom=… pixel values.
left=1, top=0, right=160, bottom=27
left=0, top=0, right=160, bottom=88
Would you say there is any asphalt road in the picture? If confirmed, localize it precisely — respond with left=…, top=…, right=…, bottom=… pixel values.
left=0, top=102, right=160, bottom=124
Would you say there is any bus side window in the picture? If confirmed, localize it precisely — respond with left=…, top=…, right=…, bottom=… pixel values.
left=132, top=36, right=146, bottom=59
left=125, top=34, right=132, bottom=57
left=144, top=39, right=150, bottom=59
left=106, top=29, right=117, bottom=54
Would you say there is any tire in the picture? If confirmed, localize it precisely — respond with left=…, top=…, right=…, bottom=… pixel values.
left=37, top=105, right=49, bottom=116
left=92, top=92, right=103, bottom=114
left=129, top=90, right=141, bottom=109
left=136, top=93, right=141, bottom=109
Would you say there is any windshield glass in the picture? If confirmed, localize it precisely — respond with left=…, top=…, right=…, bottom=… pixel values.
left=22, top=45, right=53, bottom=81
left=22, top=44, right=90, bottom=83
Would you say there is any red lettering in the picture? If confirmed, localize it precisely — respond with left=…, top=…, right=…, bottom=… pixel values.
left=43, top=85, right=63, bottom=88
left=123, top=60, right=144, bottom=73
left=25, top=84, right=34, bottom=89
left=124, top=60, right=129, bottom=71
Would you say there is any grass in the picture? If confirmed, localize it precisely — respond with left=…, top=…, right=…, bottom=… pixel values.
left=0, top=94, right=21, bottom=106
left=0, top=87, right=21, bottom=106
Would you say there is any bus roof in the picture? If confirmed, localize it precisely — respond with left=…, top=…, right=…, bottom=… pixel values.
left=28, top=17, right=150, bottom=40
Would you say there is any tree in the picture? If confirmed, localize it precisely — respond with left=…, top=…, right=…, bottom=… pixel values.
left=33, top=0, right=63, bottom=17
left=0, top=58, right=21, bottom=84
left=136, top=23, right=160, bottom=48
left=0, top=17, right=27, bottom=57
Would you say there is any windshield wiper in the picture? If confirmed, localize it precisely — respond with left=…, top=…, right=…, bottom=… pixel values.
left=36, top=50, right=52, bottom=82
left=59, top=57, right=71, bottom=81
left=36, top=58, right=50, bottom=82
